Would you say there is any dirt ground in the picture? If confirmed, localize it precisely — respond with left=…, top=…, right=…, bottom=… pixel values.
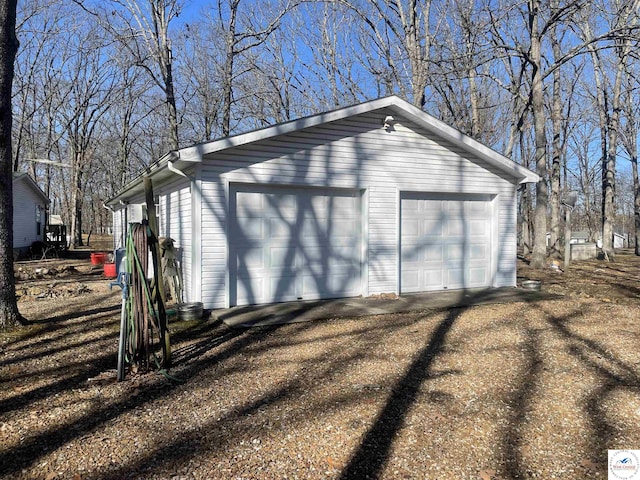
left=1, top=250, right=640, bottom=479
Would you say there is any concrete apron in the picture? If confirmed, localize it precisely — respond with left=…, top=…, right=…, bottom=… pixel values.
left=214, top=287, right=559, bottom=328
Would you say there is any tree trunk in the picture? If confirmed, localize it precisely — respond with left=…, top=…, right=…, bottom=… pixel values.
left=150, top=0, right=179, bottom=150
left=529, top=0, right=548, bottom=269
left=549, top=5, right=562, bottom=258
left=70, top=153, right=85, bottom=248
left=632, top=146, right=640, bottom=256
left=0, top=0, right=21, bottom=329
left=601, top=39, right=630, bottom=260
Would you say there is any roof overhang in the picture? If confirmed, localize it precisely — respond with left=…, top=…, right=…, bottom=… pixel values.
left=107, top=95, right=538, bottom=205
left=13, top=173, right=50, bottom=205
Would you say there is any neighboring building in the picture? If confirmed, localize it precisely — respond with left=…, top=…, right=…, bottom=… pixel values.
left=570, top=231, right=591, bottom=245
left=613, top=233, right=627, bottom=249
left=108, top=96, right=539, bottom=309
left=12, top=173, right=49, bottom=254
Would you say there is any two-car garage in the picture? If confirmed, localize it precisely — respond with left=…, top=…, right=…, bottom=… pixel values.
left=229, top=185, right=495, bottom=306
left=109, top=96, right=538, bottom=309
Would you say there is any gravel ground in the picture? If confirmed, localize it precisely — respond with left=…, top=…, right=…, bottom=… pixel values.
left=1, top=252, right=640, bottom=479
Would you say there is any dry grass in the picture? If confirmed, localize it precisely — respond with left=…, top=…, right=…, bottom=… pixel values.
left=1, top=251, right=640, bottom=479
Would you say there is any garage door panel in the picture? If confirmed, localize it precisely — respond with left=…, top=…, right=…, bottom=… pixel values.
left=401, top=194, right=492, bottom=293
left=469, top=219, right=488, bottom=236
left=235, top=217, right=265, bottom=239
left=236, top=191, right=264, bottom=214
left=267, top=192, right=296, bottom=210
left=330, top=195, right=358, bottom=215
left=468, top=267, right=488, bottom=285
left=446, top=218, right=465, bottom=236
left=332, top=220, right=359, bottom=238
left=446, top=268, right=465, bottom=287
left=401, top=218, right=419, bottom=237
left=423, top=269, right=444, bottom=289
left=269, top=218, right=294, bottom=239
left=269, top=246, right=296, bottom=268
left=423, top=219, right=444, bottom=235
left=236, top=246, right=265, bottom=269
left=233, top=186, right=361, bottom=306
left=445, top=201, right=463, bottom=216
left=300, top=244, right=328, bottom=264
left=269, top=275, right=298, bottom=302
left=445, top=243, right=464, bottom=261
left=236, top=276, right=265, bottom=304
left=402, top=269, right=420, bottom=290
left=466, top=201, right=488, bottom=214
left=469, top=244, right=488, bottom=260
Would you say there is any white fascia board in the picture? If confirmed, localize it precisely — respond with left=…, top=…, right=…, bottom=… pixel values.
left=106, top=151, right=182, bottom=206
left=386, top=99, right=540, bottom=184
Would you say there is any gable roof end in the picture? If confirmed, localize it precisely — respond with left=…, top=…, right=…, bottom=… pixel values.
left=172, top=96, right=538, bottom=184
left=13, top=173, right=50, bottom=204
left=108, top=95, right=539, bottom=204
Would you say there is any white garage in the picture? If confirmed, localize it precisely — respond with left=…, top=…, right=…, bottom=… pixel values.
left=400, top=193, right=493, bottom=293
left=108, top=95, right=539, bottom=309
left=230, top=185, right=362, bottom=305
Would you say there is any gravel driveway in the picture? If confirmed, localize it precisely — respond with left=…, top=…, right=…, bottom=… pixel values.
left=1, top=253, right=639, bottom=479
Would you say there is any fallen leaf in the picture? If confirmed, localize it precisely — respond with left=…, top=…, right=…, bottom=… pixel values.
left=479, top=469, right=495, bottom=480
left=580, top=459, right=599, bottom=470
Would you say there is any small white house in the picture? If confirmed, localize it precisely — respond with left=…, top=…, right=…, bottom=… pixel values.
left=12, top=173, right=49, bottom=253
left=108, top=96, right=539, bottom=309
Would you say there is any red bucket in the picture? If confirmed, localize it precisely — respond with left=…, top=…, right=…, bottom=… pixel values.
left=91, top=252, right=106, bottom=265
left=103, top=262, right=117, bottom=278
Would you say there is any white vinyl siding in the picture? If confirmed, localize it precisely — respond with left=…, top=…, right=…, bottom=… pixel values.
left=198, top=109, right=518, bottom=309
left=157, top=177, right=193, bottom=302
left=12, top=177, right=46, bottom=249
left=111, top=179, right=193, bottom=302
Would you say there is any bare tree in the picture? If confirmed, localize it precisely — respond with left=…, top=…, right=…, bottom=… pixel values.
left=213, top=0, right=298, bottom=137
left=76, top=0, right=182, bottom=150
left=338, top=0, right=435, bottom=107
left=176, top=19, right=225, bottom=143
left=566, top=119, right=602, bottom=241
left=56, top=25, right=116, bottom=247
left=0, top=0, right=21, bottom=328
left=620, top=51, right=640, bottom=254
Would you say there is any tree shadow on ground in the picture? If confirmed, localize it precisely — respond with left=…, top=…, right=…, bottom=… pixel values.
left=337, top=309, right=459, bottom=479
left=543, top=304, right=640, bottom=456
left=500, top=301, right=640, bottom=478
left=0, top=319, right=283, bottom=478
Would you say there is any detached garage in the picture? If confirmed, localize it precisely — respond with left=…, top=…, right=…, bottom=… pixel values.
left=108, top=96, right=538, bottom=310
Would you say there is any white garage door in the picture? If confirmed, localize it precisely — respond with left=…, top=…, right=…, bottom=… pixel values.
left=231, top=185, right=361, bottom=306
left=400, top=193, right=492, bottom=293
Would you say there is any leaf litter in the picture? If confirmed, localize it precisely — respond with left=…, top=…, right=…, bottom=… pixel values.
left=2, top=252, right=640, bottom=479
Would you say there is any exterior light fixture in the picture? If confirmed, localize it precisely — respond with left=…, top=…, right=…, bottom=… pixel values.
left=383, top=115, right=396, bottom=130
